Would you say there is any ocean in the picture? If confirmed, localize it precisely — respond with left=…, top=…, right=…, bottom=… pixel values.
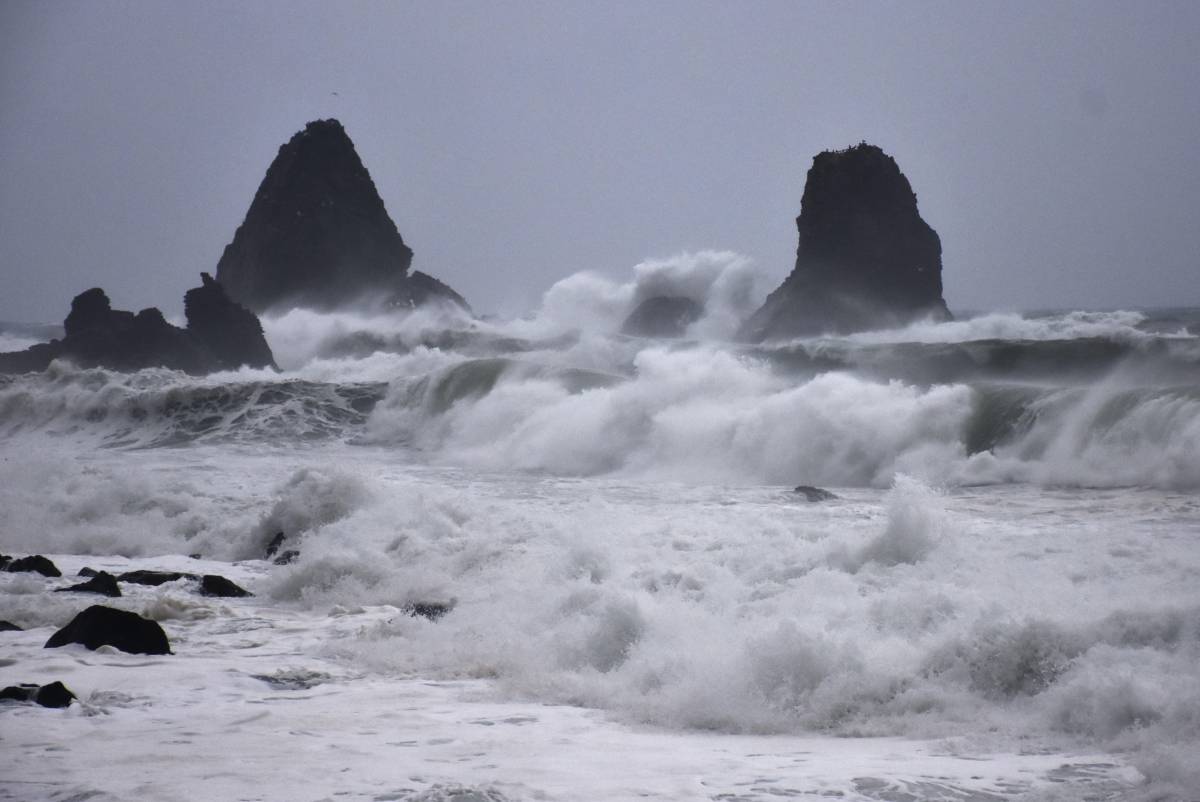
left=1, top=257, right=1198, bottom=801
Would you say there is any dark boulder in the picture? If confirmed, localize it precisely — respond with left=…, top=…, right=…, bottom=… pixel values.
left=793, top=485, right=838, bottom=502
left=199, top=575, right=252, bottom=598
left=77, top=567, right=99, bottom=577
left=116, top=570, right=195, bottom=586
left=3, top=555, right=62, bottom=577
left=215, top=119, right=469, bottom=314
left=35, top=681, right=77, bottom=708
left=45, top=605, right=171, bottom=655
left=1, top=681, right=77, bottom=708
left=0, top=684, right=36, bottom=702
left=621, top=296, right=703, bottom=338
left=0, top=278, right=276, bottom=375
left=55, top=570, right=121, bottom=597
left=0, top=620, right=23, bottom=632
left=741, top=143, right=951, bottom=341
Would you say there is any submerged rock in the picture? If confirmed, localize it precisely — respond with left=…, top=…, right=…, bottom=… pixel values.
left=621, top=296, right=703, bottom=338
left=215, top=118, right=469, bottom=314
left=0, top=681, right=76, bottom=708
left=741, top=143, right=951, bottom=340
left=793, top=485, right=838, bottom=502
left=264, top=531, right=287, bottom=559
left=404, top=601, right=456, bottom=622
left=55, top=571, right=121, bottom=598
left=199, top=575, right=252, bottom=598
left=265, top=531, right=300, bottom=565
left=45, top=605, right=171, bottom=655
left=0, top=277, right=276, bottom=375
left=2, top=555, right=62, bottom=578
left=116, top=570, right=196, bottom=586
left=272, top=550, right=300, bottom=566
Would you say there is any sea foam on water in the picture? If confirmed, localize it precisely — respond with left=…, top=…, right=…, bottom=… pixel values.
left=2, top=268, right=1199, bottom=799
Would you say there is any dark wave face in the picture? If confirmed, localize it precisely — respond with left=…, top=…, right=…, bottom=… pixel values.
left=757, top=335, right=1200, bottom=385
left=0, top=367, right=386, bottom=447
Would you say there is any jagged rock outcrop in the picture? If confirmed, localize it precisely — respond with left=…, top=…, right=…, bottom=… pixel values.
left=741, top=143, right=951, bottom=341
left=621, top=296, right=703, bottom=338
left=184, top=273, right=277, bottom=370
left=0, top=276, right=276, bottom=375
left=215, top=119, right=469, bottom=314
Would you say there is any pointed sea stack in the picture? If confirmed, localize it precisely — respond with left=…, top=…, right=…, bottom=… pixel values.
left=215, top=119, right=469, bottom=314
left=741, top=143, right=950, bottom=340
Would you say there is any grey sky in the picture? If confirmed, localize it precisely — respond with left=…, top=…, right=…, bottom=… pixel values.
left=2, top=1, right=1198, bottom=323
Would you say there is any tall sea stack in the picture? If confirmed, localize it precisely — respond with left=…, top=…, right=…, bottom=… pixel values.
left=741, top=143, right=950, bottom=340
left=215, top=119, right=468, bottom=314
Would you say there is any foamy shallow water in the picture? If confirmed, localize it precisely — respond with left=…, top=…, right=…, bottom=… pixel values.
left=0, top=554, right=1138, bottom=802
left=2, top=443, right=1197, bottom=801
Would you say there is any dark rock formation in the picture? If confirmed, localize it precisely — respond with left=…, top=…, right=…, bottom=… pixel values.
left=741, top=143, right=951, bottom=340
left=199, top=575, right=252, bottom=598
left=621, top=296, right=703, bottom=338
left=55, top=571, right=121, bottom=597
left=77, top=567, right=99, bottom=578
left=793, top=485, right=838, bottom=502
left=2, top=555, right=62, bottom=577
left=264, top=531, right=287, bottom=559
left=45, top=605, right=171, bottom=655
left=273, top=550, right=300, bottom=566
left=215, top=119, right=470, bottom=314
left=404, top=601, right=455, bottom=622
left=184, top=273, right=277, bottom=370
left=116, top=570, right=196, bottom=587
left=1, top=681, right=76, bottom=708
left=265, top=532, right=300, bottom=564
left=0, top=277, right=276, bottom=375
left=0, top=620, right=23, bottom=632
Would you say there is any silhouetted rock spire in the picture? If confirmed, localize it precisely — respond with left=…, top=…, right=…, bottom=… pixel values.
left=215, top=119, right=469, bottom=313
left=741, top=143, right=950, bottom=340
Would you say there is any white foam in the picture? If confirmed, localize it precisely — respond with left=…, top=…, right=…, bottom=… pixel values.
left=839, top=309, right=1174, bottom=345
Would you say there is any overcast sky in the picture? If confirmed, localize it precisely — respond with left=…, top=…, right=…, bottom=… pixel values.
left=2, top=1, right=1198, bottom=323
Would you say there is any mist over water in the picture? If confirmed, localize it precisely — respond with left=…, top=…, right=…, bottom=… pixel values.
left=2, top=252, right=1199, bottom=800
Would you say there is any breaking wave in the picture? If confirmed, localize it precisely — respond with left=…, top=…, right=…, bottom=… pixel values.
left=2, top=349, right=1198, bottom=489
left=2, top=257, right=1197, bottom=489
left=0, top=361, right=385, bottom=447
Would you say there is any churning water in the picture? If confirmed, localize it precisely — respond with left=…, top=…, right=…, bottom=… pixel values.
left=2, top=254, right=1198, bottom=801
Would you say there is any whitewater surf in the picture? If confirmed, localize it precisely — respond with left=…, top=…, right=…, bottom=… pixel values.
left=2, top=256, right=1198, bottom=801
